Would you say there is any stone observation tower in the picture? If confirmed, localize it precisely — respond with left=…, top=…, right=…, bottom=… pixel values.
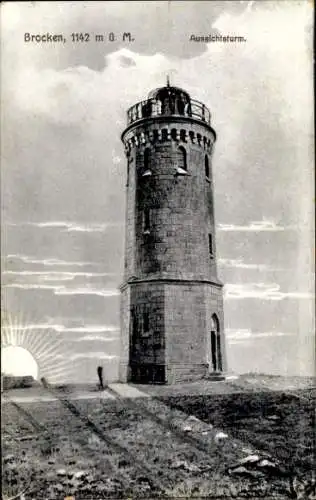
left=119, top=81, right=227, bottom=384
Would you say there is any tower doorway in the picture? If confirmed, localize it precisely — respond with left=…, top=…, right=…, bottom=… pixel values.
left=128, top=307, right=165, bottom=384
left=209, top=314, right=223, bottom=372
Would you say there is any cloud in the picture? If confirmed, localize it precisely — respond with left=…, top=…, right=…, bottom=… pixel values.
left=65, top=223, right=122, bottom=233
left=2, top=1, right=231, bottom=73
left=3, top=270, right=114, bottom=281
left=4, top=283, right=62, bottom=291
left=218, top=220, right=297, bottom=232
left=56, top=325, right=119, bottom=334
left=54, top=352, right=118, bottom=361
left=5, top=255, right=97, bottom=267
left=224, top=283, right=314, bottom=301
left=71, top=335, right=118, bottom=342
left=6, top=222, right=121, bottom=233
left=226, top=328, right=252, bottom=340
left=218, top=259, right=269, bottom=271
left=7, top=49, right=173, bottom=129
left=226, top=328, right=295, bottom=344
left=1, top=323, right=63, bottom=332
left=1, top=323, right=119, bottom=334
left=4, top=283, right=120, bottom=297
left=54, top=287, right=120, bottom=297
left=213, top=1, right=312, bottom=56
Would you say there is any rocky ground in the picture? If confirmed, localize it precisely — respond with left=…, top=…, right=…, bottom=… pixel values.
left=2, top=375, right=316, bottom=499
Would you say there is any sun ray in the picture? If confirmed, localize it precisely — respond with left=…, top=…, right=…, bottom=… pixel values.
left=41, top=369, right=76, bottom=384
left=39, top=358, right=72, bottom=372
left=4, top=316, right=11, bottom=343
left=21, top=313, right=34, bottom=346
left=6, top=311, right=25, bottom=346
left=32, top=339, right=65, bottom=361
left=11, top=315, right=17, bottom=345
left=19, top=327, right=30, bottom=349
left=22, top=330, right=51, bottom=355
left=8, top=317, right=15, bottom=346
left=23, top=330, right=60, bottom=356
left=15, top=323, right=24, bottom=346
left=12, top=312, right=35, bottom=348
left=21, top=321, right=40, bottom=343
left=48, top=372, right=73, bottom=384
left=1, top=318, right=12, bottom=346
left=42, top=365, right=74, bottom=377
left=1, top=328, right=10, bottom=346
left=11, top=314, right=18, bottom=346
left=16, top=325, right=22, bottom=346
left=18, top=321, right=28, bottom=346
left=16, top=326, right=28, bottom=348
left=32, top=334, right=64, bottom=354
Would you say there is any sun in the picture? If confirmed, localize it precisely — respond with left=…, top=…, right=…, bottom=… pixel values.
left=1, top=346, right=39, bottom=380
left=1, top=313, right=74, bottom=383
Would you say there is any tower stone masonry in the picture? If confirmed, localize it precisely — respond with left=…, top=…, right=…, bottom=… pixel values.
left=119, top=82, right=227, bottom=384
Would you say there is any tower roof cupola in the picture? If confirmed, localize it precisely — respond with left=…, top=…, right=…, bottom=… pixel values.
left=147, top=85, right=191, bottom=104
left=125, top=83, right=212, bottom=128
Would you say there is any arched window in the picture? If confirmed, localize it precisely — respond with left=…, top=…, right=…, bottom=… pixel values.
left=162, top=129, right=168, bottom=141
left=171, top=128, right=177, bottom=141
left=143, top=208, right=150, bottom=234
left=143, top=312, right=149, bottom=333
left=180, top=129, right=186, bottom=142
left=177, top=146, right=187, bottom=172
left=130, top=307, right=138, bottom=358
left=211, top=314, right=219, bottom=333
left=210, top=314, right=222, bottom=372
left=205, top=155, right=210, bottom=178
left=126, top=156, right=131, bottom=186
left=177, top=96, right=185, bottom=115
left=144, top=148, right=150, bottom=170
left=189, top=131, right=195, bottom=143
left=208, top=233, right=214, bottom=258
left=142, top=148, right=152, bottom=177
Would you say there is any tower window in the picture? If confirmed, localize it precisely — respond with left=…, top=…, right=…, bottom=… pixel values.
left=143, top=312, right=149, bottom=333
left=144, top=148, right=150, bottom=170
left=162, top=129, right=168, bottom=141
left=205, top=155, right=210, bottom=179
left=142, top=148, right=152, bottom=177
left=132, top=309, right=138, bottom=332
left=171, top=128, right=177, bottom=141
left=208, top=234, right=214, bottom=258
left=177, top=146, right=187, bottom=171
left=126, top=157, right=132, bottom=186
left=130, top=308, right=138, bottom=358
left=143, top=209, right=150, bottom=234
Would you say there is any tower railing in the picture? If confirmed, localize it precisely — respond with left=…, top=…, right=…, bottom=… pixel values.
left=126, top=98, right=211, bottom=126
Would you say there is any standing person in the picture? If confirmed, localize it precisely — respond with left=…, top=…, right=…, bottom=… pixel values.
left=97, top=366, right=104, bottom=390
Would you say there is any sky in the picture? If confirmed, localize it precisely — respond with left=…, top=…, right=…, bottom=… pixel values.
left=1, top=1, right=314, bottom=383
